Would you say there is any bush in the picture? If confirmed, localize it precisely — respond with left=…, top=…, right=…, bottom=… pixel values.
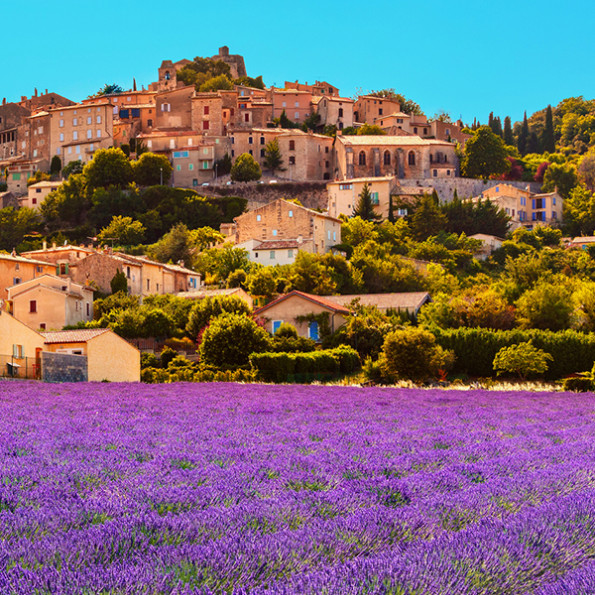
left=230, top=153, right=261, bottom=182
left=274, top=323, right=298, bottom=339
left=382, top=327, right=454, bottom=383
left=165, top=337, right=196, bottom=352
left=186, top=295, right=251, bottom=339
left=199, top=313, right=271, bottom=368
left=435, top=327, right=595, bottom=380
left=250, top=346, right=360, bottom=383
left=562, top=376, right=594, bottom=392
left=492, top=342, right=553, bottom=379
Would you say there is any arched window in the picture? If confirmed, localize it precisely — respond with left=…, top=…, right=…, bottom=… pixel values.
left=383, top=150, right=391, bottom=165
left=358, top=151, right=366, bottom=166
left=408, top=151, right=416, bottom=166
left=164, top=71, right=171, bottom=81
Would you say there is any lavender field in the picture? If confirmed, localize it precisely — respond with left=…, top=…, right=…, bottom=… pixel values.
left=1, top=382, right=595, bottom=594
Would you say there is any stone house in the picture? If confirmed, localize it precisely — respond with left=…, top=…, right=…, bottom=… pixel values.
left=323, top=292, right=431, bottom=317
left=47, top=101, right=113, bottom=166
left=236, top=238, right=312, bottom=266
left=354, top=95, right=402, bottom=124
left=285, top=80, right=340, bottom=96
left=20, top=180, right=62, bottom=210
left=270, top=89, right=313, bottom=123
left=41, top=328, right=140, bottom=382
left=334, top=135, right=458, bottom=180
left=155, top=87, right=195, bottom=129
left=327, top=176, right=395, bottom=219
left=6, top=274, right=93, bottom=331
left=473, top=183, right=563, bottom=229
left=228, top=198, right=341, bottom=255
left=209, top=46, right=247, bottom=79
left=316, top=96, right=354, bottom=130
left=0, top=253, right=54, bottom=298
left=254, top=290, right=349, bottom=340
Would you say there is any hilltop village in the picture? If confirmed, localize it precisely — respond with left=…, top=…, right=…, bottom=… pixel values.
left=1, top=46, right=595, bottom=385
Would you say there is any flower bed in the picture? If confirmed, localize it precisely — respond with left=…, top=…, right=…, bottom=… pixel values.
left=1, top=381, right=594, bottom=593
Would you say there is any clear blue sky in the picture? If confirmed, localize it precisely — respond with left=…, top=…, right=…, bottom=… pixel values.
left=3, top=0, right=593, bottom=126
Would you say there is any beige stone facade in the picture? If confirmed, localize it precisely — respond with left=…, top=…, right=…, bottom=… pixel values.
left=21, top=180, right=61, bottom=209
left=316, top=96, right=354, bottom=130
left=0, top=309, right=44, bottom=364
left=270, top=89, right=313, bottom=123
left=327, top=176, right=395, bottom=219
left=229, top=198, right=341, bottom=254
left=7, top=274, right=93, bottom=331
left=354, top=96, right=402, bottom=124
left=284, top=81, right=339, bottom=96
left=0, top=253, right=54, bottom=299
left=474, top=184, right=563, bottom=229
left=334, top=135, right=458, bottom=180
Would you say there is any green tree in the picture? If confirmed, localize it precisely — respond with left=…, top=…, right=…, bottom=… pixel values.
left=353, top=183, right=381, bottom=221
left=565, top=184, right=595, bottom=234
left=461, top=126, right=510, bottom=180
left=503, top=116, right=514, bottom=145
left=214, top=153, right=232, bottom=177
left=302, top=112, right=321, bottom=131
left=542, top=105, right=555, bottom=153
left=230, top=153, right=262, bottom=182
left=50, top=155, right=62, bottom=177
left=368, top=89, right=423, bottom=115
left=578, top=150, right=595, bottom=192
left=518, top=111, right=529, bottom=155
left=357, top=124, right=386, bottom=136
left=141, top=308, right=175, bottom=338
left=381, top=327, right=454, bottom=382
left=199, top=313, right=271, bottom=367
left=0, top=207, right=42, bottom=251
left=247, top=268, right=277, bottom=298
left=542, top=162, right=577, bottom=198
left=493, top=342, right=553, bottom=379
left=573, top=282, right=595, bottom=331
left=95, top=83, right=124, bottom=96
left=411, top=194, right=447, bottom=240
left=133, top=152, right=173, bottom=186
left=98, top=216, right=146, bottom=246
left=199, top=74, right=234, bottom=92
left=186, top=295, right=251, bottom=339
left=227, top=269, right=247, bottom=289
left=62, top=160, right=83, bottom=178
left=516, top=282, right=573, bottom=331
left=83, top=148, right=133, bottom=189
left=148, top=223, right=195, bottom=265
left=110, top=270, right=128, bottom=294
left=263, top=138, right=284, bottom=174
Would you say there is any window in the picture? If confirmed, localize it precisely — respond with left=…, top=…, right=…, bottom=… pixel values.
left=86, top=303, right=90, bottom=316
left=244, top=113, right=250, bottom=122
left=249, top=149, right=253, bottom=155
left=40, top=323, right=46, bottom=330
left=289, top=140, right=295, bottom=151
left=294, top=101, right=299, bottom=108
left=520, top=196, right=526, bottom=206
left=379, top=108, right=383, bottom=115
left=270, top=251, right=275, bottom=260
left=13, top=277, right=21, bottom=284
left=73, top=131, right=78, bottom=140
left=248, top=136, right=253, bottom=145
left=288, top=210, right=293, bottom=218
left=59, top=133, right=64, bottom=142
left=87, top=129, right=92, bottom=139
left=408, top=151, right=415, bottom=166
left=59, top=119, right=64, bottom=128
left=308, top=321, right=319, bottom=341
left=433, top=169, right=438, bottom=177
left=260, top=149, right=265, bottom=157
left=358, top=151, right=366, bottom=166
left=96, top=115, right=102, bottom=124
left=189, top=163, right=194, bottom=170
left=96, top=130, right=101, bottom=138
left=413, top=127, right=418, bottom=134
left=161, top=103, right=171, bottom=112
left=202, top=161, right=209, bottom=169
left=176, top=164, right=181, bottom=171
left=169, top=139, right=175, bottom=149
left=338, top=108, right=343, bottom=117
left=553, top=196, right=557, bottom=205
left=289, top=156, right=295, bottom=165
left=288, top=249, right=293, bottom=258
left=294, top=112, right=300, bottom=119
left=371, top=192, right=379, bottom=205
left=339, top=183, right=352, bottom=190
left=203, top=106, right=209, bottom=116
left=328, top=230, right=331, bottom=240
left=333, top=231, right=336, bottom=241
left=87, top=116, right=92, bottom=125
left=272, top=229, right=277, bottom=236
left=12, top=344, right=24, bottom=359
left=201, top=120, right=210, bottom=131
left=148, top=119, right=153, bottom=127
left=73, top=118, right=78, bottom=126
left=256, top=214, right=262, bottom=221
left=272, top=320, right=282, bottom=334
left=282, top=101, right=287, bottom=108
left=383, top=150, right=391, bottom=165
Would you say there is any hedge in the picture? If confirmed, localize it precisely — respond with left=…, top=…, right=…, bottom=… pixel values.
left=250, top=346, right=361, bottom=383
left=434, top=328, right=595, bottom=380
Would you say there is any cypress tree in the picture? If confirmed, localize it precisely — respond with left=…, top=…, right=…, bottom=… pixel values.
left=503, top=116, right=514, bottom=146
left=527, top=132, right=540, bottom=154
left=542, top=105, right=555, bottom=153
left=353, top=183, right=381, bottom=221
left=493, top=117, right=503, bottom=138
left=488, top=112, right=494, bottom=130
left=518, top=111, right=529, bottom=155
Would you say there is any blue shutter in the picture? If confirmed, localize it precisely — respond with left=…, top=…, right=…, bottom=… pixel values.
left=272, top=320, right=282, bottom=334
left=309, top=321, right=319, bottom=341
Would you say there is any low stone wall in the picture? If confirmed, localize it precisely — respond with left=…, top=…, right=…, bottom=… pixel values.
left=41, top=352, right=88, bottom=383
left=202, top=181, right=329, bottom=211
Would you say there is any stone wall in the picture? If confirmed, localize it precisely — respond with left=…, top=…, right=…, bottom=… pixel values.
left=403, top=178, right=542, bottom=203
left=202, top=182, right=329, bottom=211
left=41, top=352, right=88, bottom=383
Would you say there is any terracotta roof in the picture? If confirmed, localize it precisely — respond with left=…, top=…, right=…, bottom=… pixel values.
left=338, top=135, right=452, bottom=147
left=41, top=328, right=111, bottom=344
left=0, top=252, right=55, bottom=267
left=323, top=292, right=430, bottom=313
left=255, top=290, right=350, bottom=316
left=253, top=240, right=301, bottom=250
left=27, top=181, right=62, bottom=189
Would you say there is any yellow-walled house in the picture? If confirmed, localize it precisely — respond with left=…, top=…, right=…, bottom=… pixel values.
left=41, top=328, right=140, bottom=382
left=0, top=309, right=44, bottom=378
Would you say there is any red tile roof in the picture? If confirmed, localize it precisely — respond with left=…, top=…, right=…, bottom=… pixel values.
left=41, top=328, right=111, bottom=344
left=255, top=290, right=350, bottom=316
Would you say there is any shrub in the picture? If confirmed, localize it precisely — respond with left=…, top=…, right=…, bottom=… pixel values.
left=186, top=295, right=251, bottom=339
left=435, top=328, right=595, bottom=380
left=562, top=376, right=594, bottom=392
left=492, top=342, right=553, bottom=379
left=274, top=323, right=298, bottom=339
left=382, top=327, right=454, bottom=383
left=160, top=346, right=177, bottom=368
left=199, top=313, right=271, bottom=368
left=165, top=337, right=196, bottom=353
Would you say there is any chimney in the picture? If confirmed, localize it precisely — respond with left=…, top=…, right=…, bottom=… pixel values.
left=2, top=98, right=5, bottom=106
left=52, top=242, right=56, bottom=248
left=34, top=88, right=38, bottom=97
left=45, top=89, right=48, bottom=95
left=42, top=240, right=47, bottom=250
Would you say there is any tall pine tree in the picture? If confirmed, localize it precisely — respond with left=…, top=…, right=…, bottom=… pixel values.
left=353, top=183, right=381, bottom=221
left=493, top=117, right=503, bottom=138
left=503, top=116, right=514, bottom=145
left=518, top=111, right=529, bottom=155
left=542, top=105, right=555, bottom=153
